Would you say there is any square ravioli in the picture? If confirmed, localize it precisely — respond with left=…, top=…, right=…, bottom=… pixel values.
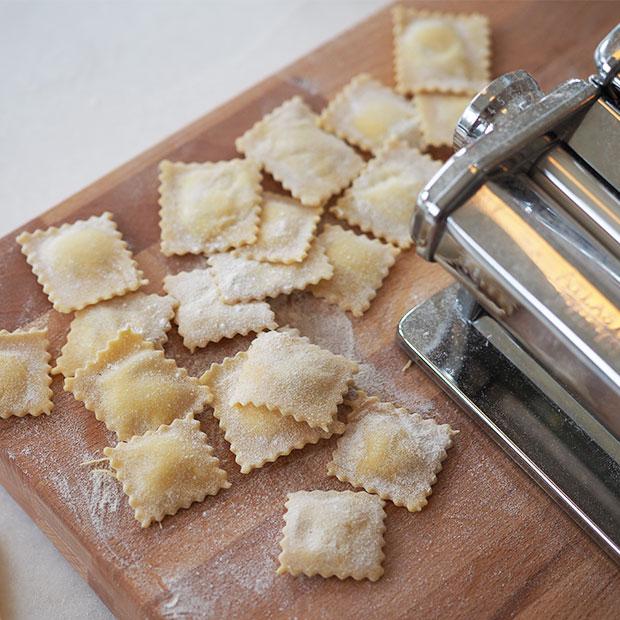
left=16, top=212, right=147, bottom=313
left=277, top=490, right=386, bottom=581
left=230, top=330, right=357, bottom=432
left=393, top=6, right=490, bottom=95
left=415, top=93, right=472, bottom=148
left=328, top=392, right=457, bottom=512
left=320, top=73, right=422, bottom=154
left=158, top=158, right=262, bottom=256
left=332, top=141, right=442, bottom=248
left=0, top=328, right=53, bottom=419
left=164, top=268, right=277, bottom=352
left=200, top=352, right=345, bottom=473
left=104, top=417, right=230, bottom=527
left=65, top=329, right=211, bottom=440
left=310, top=225, right=399, bottom=317
left=54, top=292, right=176, bottom=377
left=235, top=96, right=364, bottom=207
left=207, top=240, right=332, bottom=303
left=233, top=192, right=320, bottom=264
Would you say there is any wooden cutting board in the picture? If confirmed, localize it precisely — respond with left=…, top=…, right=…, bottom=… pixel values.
left=1, top=2, right=618, bottom=618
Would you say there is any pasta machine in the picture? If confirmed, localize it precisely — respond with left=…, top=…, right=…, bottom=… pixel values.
left=398, top=25, right=620, bottom=561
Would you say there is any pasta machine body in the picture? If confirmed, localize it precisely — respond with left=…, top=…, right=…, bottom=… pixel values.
left=399, top=25, right=620, bottom=562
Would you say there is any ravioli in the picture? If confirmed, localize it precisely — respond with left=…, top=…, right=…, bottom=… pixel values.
left=53, top=292, right=176, bottom=377
left=415, top=93, right=472, bottom=148
left=0, top=328, right=53, bottom=419
left=328, top=391, right=457, bottom=511
left=332, top=141, right=442, bottom=248
left=235, top=96, right=364, bottom=207
left=164, top=268, right=277, bottom=351
left=65, top=329, right=211, bottom=440
left=393, top=6, right=491, bottom=95
left=230, top=330, right=357, bottom=432
left=233, top=192, right=320, bottom=264
left=200, top=352, right=345, bottom=473
left=277, top=490, right=386, bottom=581
left=158, top=158, right=262, bottom=256
left=208, top=240, right=332, bottom=304
left=310, top=225, right=399, bottom=316
left=16, top=212, right=147, bottom=313
left=320, top=74, right=422, bottom=153
left=104, top=417, right=230, bottom=527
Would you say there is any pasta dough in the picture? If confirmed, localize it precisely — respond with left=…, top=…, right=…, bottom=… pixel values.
left=277, top=490, right=386, bottom=581
left=16, top=212, right=147, bottom=313
left=104, top=417, right=230, bottom=527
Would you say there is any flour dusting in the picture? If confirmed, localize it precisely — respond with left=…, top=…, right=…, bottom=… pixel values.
left=87, top=470, right=121, bottom=521
left=270, top=292, right=357, bottom=358
left=3, top=255, right=448, bottom=617
left=270, top=292, right=435, bottom=415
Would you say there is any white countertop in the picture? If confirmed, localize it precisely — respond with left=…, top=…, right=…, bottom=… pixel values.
left=0, top=1, right=385, bottom=618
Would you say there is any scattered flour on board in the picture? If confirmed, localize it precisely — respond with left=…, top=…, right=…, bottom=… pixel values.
left=270, top=292, right=357, bottom=359
left=87, top=470, right=121, bottom=520
left=270, top=292, right=435, bottom=414
left=357, top=361, right=435, bottom=416
left=42, top=453, right=122, bottom=538
left=4, top=287, right=443, bottom=614
left=157, top=540, right=278, bottom=619
left=7, top=399, right=131, bottom=566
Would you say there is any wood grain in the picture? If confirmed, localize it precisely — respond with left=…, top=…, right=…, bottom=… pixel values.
left=1, top=2, right=619, bottom=618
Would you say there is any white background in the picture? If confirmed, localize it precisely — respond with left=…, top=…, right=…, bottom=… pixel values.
left=0, top=1, right=386, bottom=618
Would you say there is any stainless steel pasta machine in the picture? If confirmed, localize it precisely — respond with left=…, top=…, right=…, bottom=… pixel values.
left=399, top=25, right=620, bottom=562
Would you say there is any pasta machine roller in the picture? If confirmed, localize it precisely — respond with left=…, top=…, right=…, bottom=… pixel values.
left=398, top=25, right=620, bottom=561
